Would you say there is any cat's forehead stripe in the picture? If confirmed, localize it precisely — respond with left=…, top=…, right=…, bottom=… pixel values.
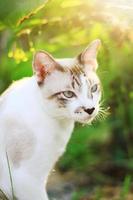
left=71, top=65, right=84, bottom=75
left=77, top=53, right=83, bottom=65
left=73, top=75, right=81, bottom=86
left=87, top=78, right=92, bottom=85
left=71, top=74, right=81, bottom=91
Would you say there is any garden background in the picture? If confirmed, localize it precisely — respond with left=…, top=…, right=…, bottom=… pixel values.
left=0, top=0, right=133, bottom=199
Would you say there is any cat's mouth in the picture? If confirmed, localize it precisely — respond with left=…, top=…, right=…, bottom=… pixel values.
left=73, top=106, right=99, bottom=124
left=75, top=114, right=96, bottom=124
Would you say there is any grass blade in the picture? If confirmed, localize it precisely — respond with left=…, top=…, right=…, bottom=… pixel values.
left=6, top=152, right=16, bottom=200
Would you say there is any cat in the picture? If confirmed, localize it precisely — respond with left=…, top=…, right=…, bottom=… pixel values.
left=0, top=39, right=102, bottom=200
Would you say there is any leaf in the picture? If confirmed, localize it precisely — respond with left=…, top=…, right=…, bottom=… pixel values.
left=119, top=175, right=131, bottom=200
left=0, top=0, right=48, bottom=27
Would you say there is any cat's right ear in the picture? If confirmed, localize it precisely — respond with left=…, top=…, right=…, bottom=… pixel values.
left=77, top=39, right=101, bottom=71
left=33, top=51, right=59, bottom=85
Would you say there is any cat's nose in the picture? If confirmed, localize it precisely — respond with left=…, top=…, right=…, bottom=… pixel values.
left=84, top=107, right=95, bottom=115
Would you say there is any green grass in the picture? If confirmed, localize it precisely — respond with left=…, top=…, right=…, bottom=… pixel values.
left=6, top=153, right=16, bottom=200
left=119, top=175, right=131, bottom=200
left=0, top=153, right=17, bottom=200
left=71, top=175, right=132, bottom=200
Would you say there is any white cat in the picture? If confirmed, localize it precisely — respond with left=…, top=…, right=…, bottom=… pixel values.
left=0, top=39, right=102, bottom=200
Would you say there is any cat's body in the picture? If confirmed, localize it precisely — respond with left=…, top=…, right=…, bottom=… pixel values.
left=0, top=76, right=74, bottom=200
left=0, top=40, right=102, bottom=200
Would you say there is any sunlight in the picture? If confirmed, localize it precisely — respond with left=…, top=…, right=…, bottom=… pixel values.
left=97, top=0, right=133, bottom=26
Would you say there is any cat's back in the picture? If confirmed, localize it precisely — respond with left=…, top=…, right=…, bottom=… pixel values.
left=0, top=76, right=43, bottom=137
left=0, top=77, right=37, bottom=113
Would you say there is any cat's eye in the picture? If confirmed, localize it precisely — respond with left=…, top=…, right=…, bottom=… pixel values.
left=91, top=84, right=98, bottom=93
left=62, top=91, right=76, bottom=98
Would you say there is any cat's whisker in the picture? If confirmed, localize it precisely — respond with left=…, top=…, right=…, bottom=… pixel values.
left=92, top=104, right=110, bottom=123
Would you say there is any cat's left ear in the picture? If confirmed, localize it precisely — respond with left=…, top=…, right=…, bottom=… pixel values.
left=77, top=39, right=101, bottom=71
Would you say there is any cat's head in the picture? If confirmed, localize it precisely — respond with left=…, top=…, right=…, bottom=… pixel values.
left=33, top=39, right=102, bottom=124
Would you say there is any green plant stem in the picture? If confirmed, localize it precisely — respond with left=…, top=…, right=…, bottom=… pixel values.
left=6, top=152, right=15, bottom=200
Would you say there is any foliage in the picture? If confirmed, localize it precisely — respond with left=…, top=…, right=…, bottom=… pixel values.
left=119, top=175, right=131, bottom=200
left=0, top=0, right=47, bottom=28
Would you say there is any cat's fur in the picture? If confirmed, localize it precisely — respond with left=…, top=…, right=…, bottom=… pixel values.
left=0, top=40, right=101, bottom=200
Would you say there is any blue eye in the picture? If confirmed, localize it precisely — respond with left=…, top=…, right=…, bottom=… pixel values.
left=91, top=84, right=98, bottom=93
left=62, top=91, right=75, bottom=98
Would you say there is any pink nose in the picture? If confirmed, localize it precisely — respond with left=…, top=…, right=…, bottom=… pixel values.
left=84, top=107, right=95, bottom=115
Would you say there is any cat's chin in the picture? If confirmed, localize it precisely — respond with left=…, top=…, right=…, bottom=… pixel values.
left=76, top=116, right=94, bottom=125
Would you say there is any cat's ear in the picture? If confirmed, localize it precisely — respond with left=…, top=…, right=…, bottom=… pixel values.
left=33, top=51, right=60, bottom=85
left=77, top=39, right=101, bottom=71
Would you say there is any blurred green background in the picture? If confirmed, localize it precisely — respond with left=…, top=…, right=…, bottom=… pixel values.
left=0, top=0, right=133, bottom=199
